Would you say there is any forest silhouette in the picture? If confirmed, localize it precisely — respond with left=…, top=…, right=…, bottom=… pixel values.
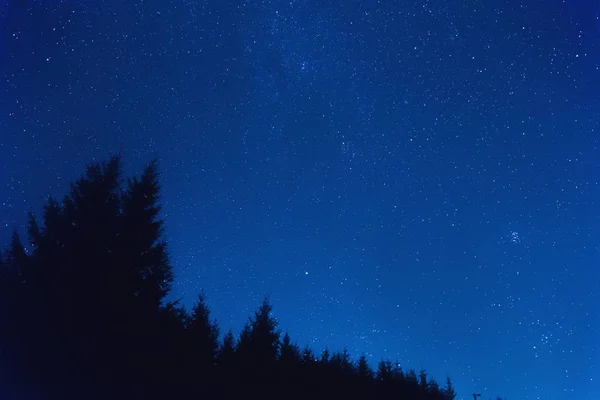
left=0, top=156, right=461, bottom=400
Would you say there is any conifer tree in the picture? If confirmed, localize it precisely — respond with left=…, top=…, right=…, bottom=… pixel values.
left=27, top=213, right=42, bottom=250
left=188, top=292, right=220, bottom=367
left=279, top=331, right=301, bottom=365
left=330, top=347, right=354, bottom=375
left=236, top=298, right=280, bottom=370
left=216, top=329, right=237, bottom=397
left=429, top=378, right=441, bottom=397
left=301, top=346, right=315, bottom=364
left=40, top=197, right=63, bottom=252
left=0, top=244, right=21, bottom=382
left=7, top=230, right=28, bottom=277
left=376, top=359, right=394, bottom=381
left=218, top=330, right=236, bottom=367
left=320, top=348, right=331, bottom=364
left=120, top=159, right=173, bottom=311
left=443, top=376, right=457, bottom=400
left=357, top=354, right=374, bottom=379
left=342, top=347, right=352, bottom=367
left=392, top=360, right=404, bottom=381
left=419, top=369, right=429, bottom=390
left=406, top=369, right=418, bottom=385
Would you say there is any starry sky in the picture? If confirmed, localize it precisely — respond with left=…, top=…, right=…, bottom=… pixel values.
left=1, top=0, right=599, bottom=399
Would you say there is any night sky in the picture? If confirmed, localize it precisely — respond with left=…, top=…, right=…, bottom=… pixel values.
left=1, top=1, right=599, bottom=399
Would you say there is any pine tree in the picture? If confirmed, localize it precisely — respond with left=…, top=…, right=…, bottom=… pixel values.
left=320, top=348, right=330, bottom=364
left=188, top=292, right=220, bottom=368
left=7, top=230, right=28, bottom=278
left=161, top=300, right=189, bottom=330
left=279, top=332, right=300, bottom=365
left=156, top=300, right=190, bottom=389
left=236, top=322, right=252, bottom=355
left=18, top=157, right=178, bottom=392
left=301, top=346, right=315, bottom=364
left=342, top=347, right=351, bottom=366
left=120, top=159, right=173, bottom=311
left=0, top=158, right=129, bottom=395
left=27, top=213, right=42, bottom=250
left=392, top=360, right=404, bottom=381
left=40, top=197, right=63, bottom=252
left=376, top=359, right=394, bottom=381
left=406, top=369, right=418, bottom=385
left=60, top=156, right=123, bottom=311
left=419, top=369, right=429, bottom=390
left=236, top=297, right=280, bottom=370
left=330, top=347, right=354, bottom=375
left=443, top=376, right=457, bottom=400
left=218, top=330, right=236, bottom=367
left=0, top=243, right=22, bottom=383
left=429, top=378, right=441, bottom=396
left=357, top=354, right=374, bottom=379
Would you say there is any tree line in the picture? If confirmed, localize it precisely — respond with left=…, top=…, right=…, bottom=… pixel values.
left=0, top=156, right=461, bottom=399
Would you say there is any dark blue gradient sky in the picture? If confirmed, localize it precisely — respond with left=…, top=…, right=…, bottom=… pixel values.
left=1, top=1, right=599, bottom=399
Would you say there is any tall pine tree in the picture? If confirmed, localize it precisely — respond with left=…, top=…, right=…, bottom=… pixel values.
left=443, top=376, right=457, bottom=400
left=376, top=359, right=394, bottom=381
left=188, top=292, right=220, bottom=370
left=357, top=355, right=374, bottom=379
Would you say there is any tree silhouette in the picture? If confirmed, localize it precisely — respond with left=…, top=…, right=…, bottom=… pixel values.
left=429, top=378, right=442, bottom=397
left=7, top=230, right=28, bottom=279
left=444, top=376, right=457, bottom=400
left=119, top=159, right=173, bottom=310
left=357, top=354, right=374, bottom=379
left=406, top=369, right=419, bottom=384
left=280, top=331, right=301, bottom=365
left=235, top=297, right=280, bottom=388
left=0, top=234, right=25, bottom=391
left=218, top=329, right=236, bottom=367
left=0, top=156, right=474, bottom=400
left=419, top=369, right=429, bottom=390
left=0, top=157, right=181, bottom=398
left=392, top=360, right=405, bottom=381
left=188, top=292, right=220, bottom=367
left=330, top=346, right=354, bottom=375
left=301, top=346, right=316, bottom=364
left=376, top=359, right=394, bottom=381
left=320, top=347, right=331, bottom=364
